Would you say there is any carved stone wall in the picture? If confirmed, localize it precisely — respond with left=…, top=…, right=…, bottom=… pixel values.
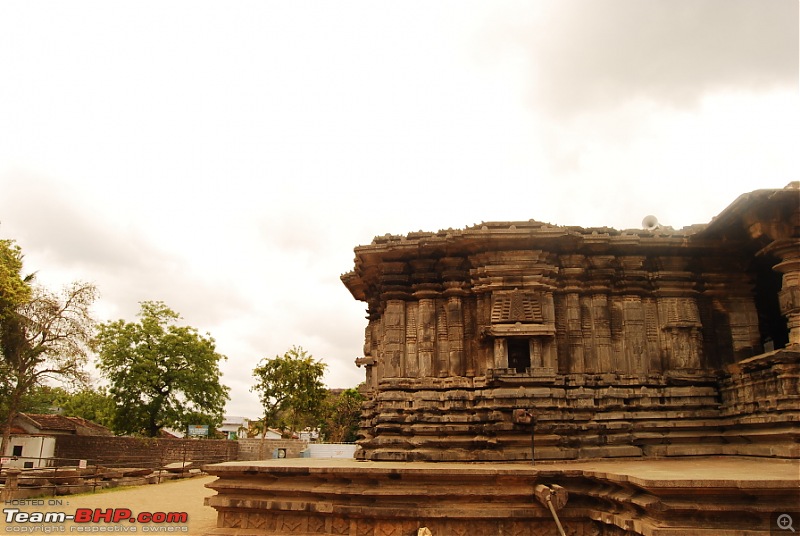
left=350, top=248, right=767, bottom=387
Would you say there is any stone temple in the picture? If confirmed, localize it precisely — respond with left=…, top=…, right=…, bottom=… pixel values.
left=341, top=183, right=799, bottom=463
left=205, top=184, right=799, bottom=535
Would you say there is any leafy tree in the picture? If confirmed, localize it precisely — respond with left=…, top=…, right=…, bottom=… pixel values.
left=251, top=346, right=327, bottom=436
left=247, top=418, right=275, bottom=439
left=17, top=385, right=71, bottom=415
left=57, top=387, right=116, bottom=429
left=0, top=238, right=32, bottom=419
left=94, top=301, right=230, bottom=437
left=0, top=264, right=97, bottom=455
left=319, top=387, right=365, bottom=443
left=0, top=239, right=32, bottom=313
left=8, top=384, right=115, bottom=430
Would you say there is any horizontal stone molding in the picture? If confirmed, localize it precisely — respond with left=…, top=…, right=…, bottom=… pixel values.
left=204, top=457, right=800, bottom=535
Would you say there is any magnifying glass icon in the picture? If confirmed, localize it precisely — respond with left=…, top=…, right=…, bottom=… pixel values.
left=778, top=514, right=795, bottom=532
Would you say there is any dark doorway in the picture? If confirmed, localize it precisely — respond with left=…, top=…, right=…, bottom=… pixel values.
left=752, top=255, right=789, bottom=350
left=508, top=339, right=531, bottom=373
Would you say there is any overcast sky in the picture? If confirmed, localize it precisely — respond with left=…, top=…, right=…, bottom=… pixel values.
left=1, top=1, right=797, bottom=418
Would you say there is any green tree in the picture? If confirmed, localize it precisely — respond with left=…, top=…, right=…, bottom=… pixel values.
left=251, top=346, right=327, bottom=436
left=0, top=238, right=32, bottom=421
left=0, top=274, right=97, bottom=455
left=17, top=385, right=71, bottom=415
left=0, top=239, right=32, bottom=313
left=9, top=385, right=115, bottom=430
left=319, top=387, right=365, bottom=443
left=94, top=301, right=230, bottom=437
left=246, top=418, right=273, bottom=439
left=57, top=387, right=116, bottom=429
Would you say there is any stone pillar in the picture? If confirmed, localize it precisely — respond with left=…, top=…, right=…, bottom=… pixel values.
left=382, top=300, right=405, bottom=378
left=554, top=294, right=568, bottom=374
left=588, top=256, right=615, bottom=373
left=446, top=296, right=465, bottom=376
left=360, top=320, right=380, bottom=389
left=542, top=291, right=558, bottom=372
left=559, top=255, right=585, bottom=374
left=356, top=356, right=377, bottom=391
left=374, top=319, right=385, bottom=384
left=592, top=294, right=613, bottom=372
left=494, top=338, right=507, bottom=369
left=653, top=256, right=703, bottom=370
left=410, top=259, right=441, bottom=377
left=770, top=240, right=800, bottom=346
left=610, top=296, right=625, bottom=372
left=530, top=338, right=543, bottom=368
left=405, top=302, right=419, bottom=378
left=617, top=256, right=649, bottom=374
left=659, top=297, right=703, bottom=370
left=475, top=293, right=493, bottom=374
left=644, top=298, right=662, bottom=371
left=697, top=260, right=750, bottom=367
left=436, top=301, right=449, bottom=377
left=580, top=295, right=596, bottom=372
left=565, top=293, right=584, bottom=373
left=463, top=296, right=477, bottom=376
left=725, top=296, right=761, bottom=358
left=623, top=296, right=648, bottom=374
left=417, top=298, right=436, bottom=377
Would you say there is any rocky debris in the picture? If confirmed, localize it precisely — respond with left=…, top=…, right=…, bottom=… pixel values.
left=0, top=464, right=208, bottom=500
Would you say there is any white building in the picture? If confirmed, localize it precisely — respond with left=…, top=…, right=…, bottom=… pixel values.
left=2, top=413, right=112, bottom=468
left=219, top=416, right=250, bottom=440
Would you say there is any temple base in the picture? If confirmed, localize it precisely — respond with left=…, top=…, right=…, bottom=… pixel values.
left=203, top=457, right=799, bottom=535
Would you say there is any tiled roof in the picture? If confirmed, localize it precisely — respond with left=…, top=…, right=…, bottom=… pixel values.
left=66, top=416, right=114, bottom=436
left=23, top=413, right=77, bottom=431
left=18, top=413, right=114, bottom=436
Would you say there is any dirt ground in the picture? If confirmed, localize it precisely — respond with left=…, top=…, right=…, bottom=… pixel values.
left=1, top=474, right=218, bottom=535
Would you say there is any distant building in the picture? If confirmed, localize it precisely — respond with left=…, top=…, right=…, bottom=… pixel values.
left=3, top=413, right=113, bottom=468
left=219, top=416, right=250, bottom=440
left=298, top=429, right=319, bottom=442
left=12, top=413, right=114, bottom=437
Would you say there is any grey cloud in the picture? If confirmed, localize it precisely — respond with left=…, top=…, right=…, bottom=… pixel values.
left=487, top=0, right=798, bottom=117
left=0, top=171, right=250, bottom=328
left=1, top=173, right=148, bottom=270
left=258, top=205, right=350, bottom=256
left=295, top=298, right=366, bottom=352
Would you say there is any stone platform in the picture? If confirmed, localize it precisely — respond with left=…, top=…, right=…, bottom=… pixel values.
left=203, top=456, right=799, bottom=535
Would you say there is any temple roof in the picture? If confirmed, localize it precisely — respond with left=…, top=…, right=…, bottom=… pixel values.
left=693, top=181, right=799, bottom=250
left=342, top=184, right=799, bottom=302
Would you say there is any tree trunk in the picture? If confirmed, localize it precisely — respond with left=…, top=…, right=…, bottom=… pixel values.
left=0, top=384, right=25, bottom=458
left=148, top=412, right=160, bottom=437
left=146, top=396, right=164, bottom=437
